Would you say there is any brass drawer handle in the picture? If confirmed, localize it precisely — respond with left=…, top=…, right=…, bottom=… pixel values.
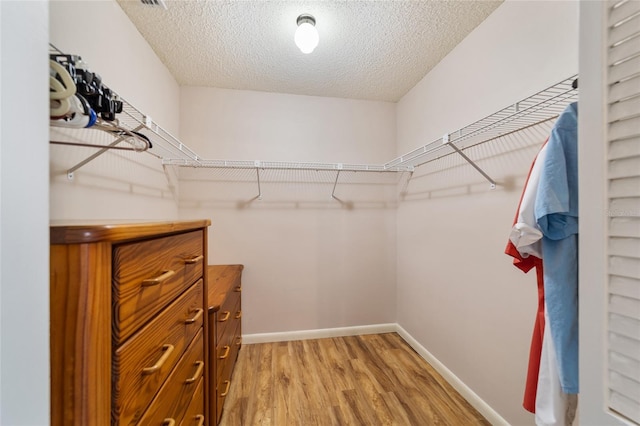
left=195, top=415, right=205, bottom=426
left=141, top=270, right=175, bottom=287
left=234, top=286, right=242, bottom=292
left=220, top=380, right=231, bottom=397
left=219, top=345, right=230, bottom=359
left=185, top=308, right=203, bottom=324
left=163, top=419, right=175, bottom=426
left=234, top=310, right=242, bottom=319
left=219, top=311, right=230, bottom=322
left=184, top=254, right=204, bottom=265
left=142, top=344, right=174, bottom=375
left=185, top=360, right=204, bottom=384
left=236, top=336, right=242, bottom=346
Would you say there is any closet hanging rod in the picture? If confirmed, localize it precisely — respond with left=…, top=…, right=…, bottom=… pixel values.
left=50, top=139, right=148, bottom=152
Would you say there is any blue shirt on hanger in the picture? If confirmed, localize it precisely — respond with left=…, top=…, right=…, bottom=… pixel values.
left=535, top=101, right=579, bottom=394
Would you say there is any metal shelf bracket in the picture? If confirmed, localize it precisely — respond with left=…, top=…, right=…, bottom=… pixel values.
left=331, top=168, right=342, bottom=200
left=442, top=134, right=497, bottom=189
left=255, top=161, right=262, bottom=200
left=63, top=123, right=147, bottom=176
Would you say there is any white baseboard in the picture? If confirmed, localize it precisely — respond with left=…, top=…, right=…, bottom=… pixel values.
left=242, top=322, right=507, bottom=425
left=242, top=323, right=397, bottom=344
left=395, top=324, right=510, bottom=426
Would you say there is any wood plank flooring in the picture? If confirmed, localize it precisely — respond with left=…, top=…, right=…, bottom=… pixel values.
left=219, top=333, right=490, bottom=425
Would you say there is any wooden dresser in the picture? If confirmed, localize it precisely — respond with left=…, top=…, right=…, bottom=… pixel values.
left=207, top=265, right=243, bottom=424
left=50, top=220, right=210, bottom=426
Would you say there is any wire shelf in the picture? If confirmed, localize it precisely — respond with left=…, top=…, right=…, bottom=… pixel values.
left=170, top=75, right=577, bottom=185
left=165, top=158, right=412, bottom=172
left=49, top=43, right=577, bottom=190
left=49, top=44, right=201, bottom=174
left=384, top=76, right=578, bottom=170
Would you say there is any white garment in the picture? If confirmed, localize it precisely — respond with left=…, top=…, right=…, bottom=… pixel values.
left=509, top=143, right=548, bottom=258
left=535, top=308, right=578, bottom=426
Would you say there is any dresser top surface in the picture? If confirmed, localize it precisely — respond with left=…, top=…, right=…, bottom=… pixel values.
left=50, top=219, right=211, bottom=244
left=208, top=264, right=244, bottom=312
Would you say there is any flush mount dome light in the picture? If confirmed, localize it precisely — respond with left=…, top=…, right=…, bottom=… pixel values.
left=295, top=14, right=319, bottom=54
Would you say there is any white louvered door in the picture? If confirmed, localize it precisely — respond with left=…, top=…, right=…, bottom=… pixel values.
left=606, top=0, right=640, bottom=423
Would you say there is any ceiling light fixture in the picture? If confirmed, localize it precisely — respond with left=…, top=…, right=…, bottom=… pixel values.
left=295, top=14, right=319, bottom=54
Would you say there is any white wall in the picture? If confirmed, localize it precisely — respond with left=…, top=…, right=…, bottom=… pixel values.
left=396, top=1, right=578, bottom=425
left=0, top=1, right=50, bottom=424
left=179, top=87, right=399, bottom=335
left=49, top=0, right=181, bottom=221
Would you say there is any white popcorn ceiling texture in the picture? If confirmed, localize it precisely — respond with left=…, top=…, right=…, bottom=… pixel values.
left=116, top=0, right=502, bottom=102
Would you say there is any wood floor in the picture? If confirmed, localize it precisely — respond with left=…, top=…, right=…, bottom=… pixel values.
left=219, top=332, right=490, bottom=425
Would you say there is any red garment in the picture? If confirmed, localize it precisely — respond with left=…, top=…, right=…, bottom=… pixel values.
left=504, top=149, right=546, bottom=413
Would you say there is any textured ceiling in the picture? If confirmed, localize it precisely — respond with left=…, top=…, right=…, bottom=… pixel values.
left=116, top=0, right=502, bottom=102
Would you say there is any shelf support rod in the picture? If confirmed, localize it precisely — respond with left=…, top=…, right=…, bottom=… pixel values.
left=331, top=170, right=341, bottom=200
left=399, top=170, right=414, bottom=199
left=66, top=124, right=145, bottom=178
left=443, top=134, right=496, bottom=189
left=255, top=162, right=262, bottom=200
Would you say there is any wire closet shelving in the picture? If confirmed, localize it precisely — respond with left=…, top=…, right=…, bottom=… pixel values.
left=49, top=41, right=578, bottom=189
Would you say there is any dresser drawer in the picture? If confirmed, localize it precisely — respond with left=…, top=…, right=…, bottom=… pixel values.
left=137, top=330, right=205, bottom=426
left=207, top=264, right=243, bottom=425
left=216, top=321, right=241, bottom=375
left=113, top=231, right=204, bottom=343
left=179, top=378, right=204, bottom=426
left=214, top=332, right=233, bottom=385
left=229, top=321, right=242, bottom=367
left=114, top=280, right=204, bottom=426
left=215, top=359, right=233, bottom=421
left=215, top=290, right=240, bottom=344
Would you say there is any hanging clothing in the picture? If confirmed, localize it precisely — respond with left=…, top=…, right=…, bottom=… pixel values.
left=505, top=141, right=548, bottom=413
left=535, top=307, right=578, bottom=426
left=535, top=102, right=579, bottom=394
left=507, top=102, right=579, bottom=422
left=510, top=141, right=548, bottom=259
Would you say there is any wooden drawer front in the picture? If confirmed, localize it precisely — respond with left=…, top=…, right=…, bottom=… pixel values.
left=114, top=280, right=204, bottom=426
left=215, top=371, right=230, bottom=423
left=113, top=231, right=204, bottom=343
left=215, top=291, right=240, bottom=344
left=221, top=322, right=241, bottom=381
left=215, top=355, right=233, bottom=423
left=229, top=321, right=242, bottom=367
left=179, top=378, right=204, bottom=426
left=137, top=330, right=205, bottom=426
left=216, top=301, right=240, bottom=371
left=215, top=332, right=233, bottom=385
left=215, top=322, right=241, bottom=423
left=229, top=297, right=241, bottom=351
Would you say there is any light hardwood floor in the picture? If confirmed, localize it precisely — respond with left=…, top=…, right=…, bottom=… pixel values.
left=220, top=332, right=490, bottom=425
